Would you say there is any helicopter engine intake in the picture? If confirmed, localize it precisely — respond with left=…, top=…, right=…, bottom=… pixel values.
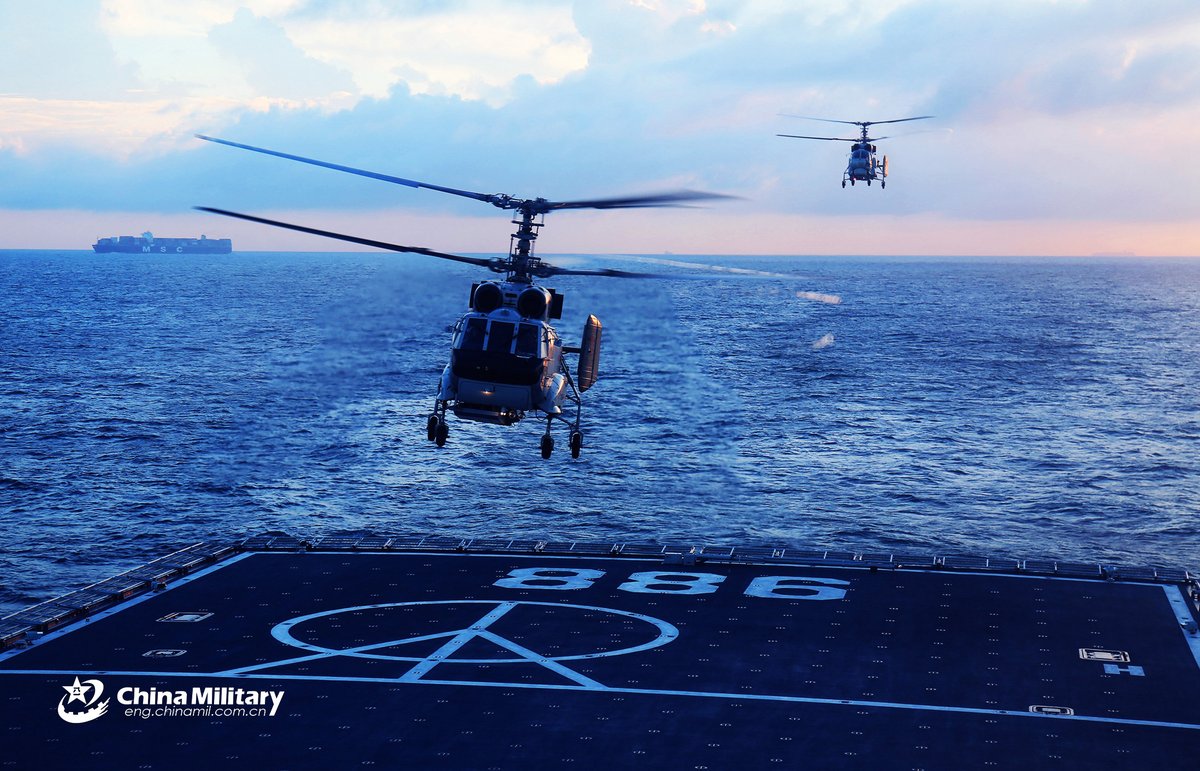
left=471, top=282, right=503, bottom=313
left=517, top=286, right=551, bottom=320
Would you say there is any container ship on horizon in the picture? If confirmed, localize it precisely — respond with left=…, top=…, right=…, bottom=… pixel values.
left=92, top=231, right=232, bottom=254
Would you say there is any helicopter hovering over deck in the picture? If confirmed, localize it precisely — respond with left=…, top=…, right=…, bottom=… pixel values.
left=194, top=134, right=732, bottom=459
left=777, top=115, right=933, bottom=188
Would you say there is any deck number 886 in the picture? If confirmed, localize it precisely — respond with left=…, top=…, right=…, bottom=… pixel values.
left=494, top=567, right=849, bottom=600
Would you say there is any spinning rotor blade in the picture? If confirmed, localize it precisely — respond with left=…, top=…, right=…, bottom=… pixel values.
left=535, top=258, right=825, bottom=283
left=777, top=132, right=899, bottom=142
left=196, top=135, right=502, bottom=206
left=544, top=190, right=736, bottom=211
left=863, top=115, right=934, bottom=127
left=193, top=207, right=503, bottom=270
left=779, top=114, right=934, bottom=128
left=611, top=255, right=842, bottom=302
left=777, top=134, right=858, bottom=142
left=779, top=114, right=867, bottom=127
left=619, top=254, right=804, bottom=279
left=197, top=135, right=734, bottom=214
left=535, top=264, right=664, bottom=279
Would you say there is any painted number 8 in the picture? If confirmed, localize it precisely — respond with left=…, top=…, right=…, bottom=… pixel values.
left=493, top=567, right=605, bottom=590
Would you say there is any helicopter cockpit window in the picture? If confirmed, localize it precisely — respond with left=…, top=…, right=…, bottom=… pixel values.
left=459, top=317, right=487, bottom=350
left=451, top=319, right=541, bottom=385
left=515, top=323, right=540, bottom=358
left=486, top=321, right=515, bottom=353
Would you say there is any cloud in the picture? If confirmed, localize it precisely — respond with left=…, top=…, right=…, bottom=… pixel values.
left=874, top=0, right=1200, bottom=120
left=1, top=0, right=1199, bottom=238
left=0, top=0, right=141, bottom=99
left=208, top=8, right=356, bottom=101
left=1003, top=42, right=1200, bottom=115
left=277, top=0, right=590, bottom=103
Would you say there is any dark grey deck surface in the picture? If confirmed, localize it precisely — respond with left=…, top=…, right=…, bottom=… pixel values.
left=2, top=545, right=1198, bottom=769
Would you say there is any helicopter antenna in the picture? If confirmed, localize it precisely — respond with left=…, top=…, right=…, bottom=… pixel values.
left=196, top=135, right=733, bottom=282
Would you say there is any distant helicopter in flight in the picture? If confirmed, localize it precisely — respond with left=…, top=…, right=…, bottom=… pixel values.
left=778, top=115, right=933, bottom=188
left=194, top=135, right=734, bottom=459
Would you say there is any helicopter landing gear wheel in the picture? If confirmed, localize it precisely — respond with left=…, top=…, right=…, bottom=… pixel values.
left=569, top=431, right=582, bottom=459
left=435, top=421, right=448, bottom=448
left=426, top=414, right=438, bottom=441
left=881, top=180, right=885, bottom=189
left=850, top=179, right=855, bottom=186
left=841, top=180, right=846, bottom=188
left=540, top=432, right=554, bottom=460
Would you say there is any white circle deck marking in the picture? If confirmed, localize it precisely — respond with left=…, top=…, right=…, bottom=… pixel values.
left=271, top=600, right=679, bottom=664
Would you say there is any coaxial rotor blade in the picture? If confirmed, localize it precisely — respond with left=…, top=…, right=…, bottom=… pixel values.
left=613, top=256, right=840, bottom=302
left=193, top=207, right=504, bottom=270
left=779, top=114, right=867, bottom=126
left=777, top=133, right=864, bottom=141
left=863, top=115, right=934, bottom=126
left=535, top=264, right=666, bottom=278
left=779, top=133, right=899, bottom=142
left=779, top=114, right=934, bottom=128
left=616, top=254, right=807, bottom=279
left=535, top=262, right=821, bottom=281
left=776, top=134, right=858, bottom=142
left=543, top=190, right=737, bottom=211
left=196, top=135, right=507, bottom=207
left=197, top=135, right=737, bottom=216
left=541, top=256, right=840, bottom=300
left=533, top=253, right=816, bottom=280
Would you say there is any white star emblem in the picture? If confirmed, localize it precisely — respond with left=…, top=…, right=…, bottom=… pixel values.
left=62, top=677, right=91, bottom=704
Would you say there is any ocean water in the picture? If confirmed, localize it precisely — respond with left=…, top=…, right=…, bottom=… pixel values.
left=1, top=250, right=1198, bottom=615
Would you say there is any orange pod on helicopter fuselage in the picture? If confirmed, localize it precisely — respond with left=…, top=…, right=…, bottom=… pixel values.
left=577, top=315, right=601, bottom=392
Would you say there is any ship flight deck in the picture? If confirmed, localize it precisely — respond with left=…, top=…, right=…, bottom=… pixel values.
left=2, top=534, right=1198, bottom=768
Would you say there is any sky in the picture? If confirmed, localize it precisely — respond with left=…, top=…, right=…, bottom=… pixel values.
left=1, top=0, right=1198, bottom=256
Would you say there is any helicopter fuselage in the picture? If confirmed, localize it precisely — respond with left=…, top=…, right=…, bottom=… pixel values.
left=431, top=278, right=598, bottom=439
left=844, top=143, right=885, bottom=186
left=439, top=306, right=567, bottom=425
